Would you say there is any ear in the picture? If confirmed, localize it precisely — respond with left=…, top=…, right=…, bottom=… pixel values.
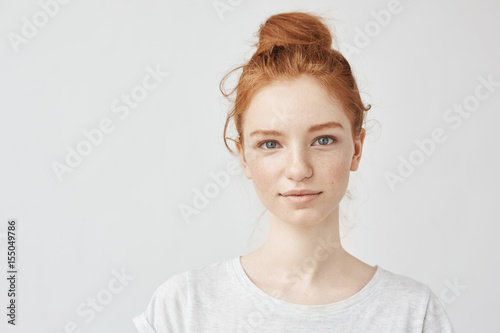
left=350, top=128, right=366, bottom=172
left=235, top=138, right=253, bottom=179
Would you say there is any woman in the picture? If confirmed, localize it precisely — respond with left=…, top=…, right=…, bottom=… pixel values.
left=134, top=11, right=455, bottom=332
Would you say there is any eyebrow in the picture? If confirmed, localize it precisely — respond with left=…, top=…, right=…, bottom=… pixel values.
left=249, top=121, right=344, bottom=137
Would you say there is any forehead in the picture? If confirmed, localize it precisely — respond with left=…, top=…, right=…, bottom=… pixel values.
left=244, top=76, right=349, bottom=132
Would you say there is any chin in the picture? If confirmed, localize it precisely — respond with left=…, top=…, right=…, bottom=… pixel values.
left=276, top=210, right=326, bottom=226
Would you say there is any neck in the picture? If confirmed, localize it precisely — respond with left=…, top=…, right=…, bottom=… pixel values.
left=251, top=206, right=347, bottom=289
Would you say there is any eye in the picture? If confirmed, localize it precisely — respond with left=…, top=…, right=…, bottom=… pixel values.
left=312, top=136, right=336, bottom=146
left=258, top=136, right=337, bottom=150
left=259, top=140, right=280, bottom=150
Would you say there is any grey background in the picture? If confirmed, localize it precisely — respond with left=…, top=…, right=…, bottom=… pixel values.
left=1, top=0, right=499, bottom=332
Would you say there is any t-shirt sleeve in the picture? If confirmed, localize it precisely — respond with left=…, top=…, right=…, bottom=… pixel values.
left=133, top=272, right=189, bottom=333
left=132, top=288, right=160, bottom=333
left=422, top=288, right=455, bottom=333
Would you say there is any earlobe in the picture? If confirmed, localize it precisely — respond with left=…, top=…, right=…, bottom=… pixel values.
left=350, top=154, right=360, bottom=172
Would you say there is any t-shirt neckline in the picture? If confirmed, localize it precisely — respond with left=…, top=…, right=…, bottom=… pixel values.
left=231, top=255, right=384, bottom=316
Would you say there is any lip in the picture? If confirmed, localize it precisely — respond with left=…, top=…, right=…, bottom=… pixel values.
left=280, top=189, right=321, bottom=196
left=279, top=190, right=322, bottom=205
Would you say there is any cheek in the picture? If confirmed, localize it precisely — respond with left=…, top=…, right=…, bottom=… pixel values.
left=322, top=153, right=352, bottom=185
left=248, top=158, right=280, bottom=197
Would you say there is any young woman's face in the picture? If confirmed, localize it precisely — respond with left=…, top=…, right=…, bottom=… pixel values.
left=236, top=75, right=365, bottom=226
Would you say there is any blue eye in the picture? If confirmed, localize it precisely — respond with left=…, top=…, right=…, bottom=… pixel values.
left=261, top=141, right=279, bottom=149
left=258, top=136, right=336, bottom=150
left=316, top=136, right=335, bottom=146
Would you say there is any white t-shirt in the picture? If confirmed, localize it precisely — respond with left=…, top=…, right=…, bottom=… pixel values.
left=133, top=256, right=455, bottom=332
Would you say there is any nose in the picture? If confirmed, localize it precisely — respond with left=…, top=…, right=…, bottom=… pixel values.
left=284, top=144, right=313, bottom=181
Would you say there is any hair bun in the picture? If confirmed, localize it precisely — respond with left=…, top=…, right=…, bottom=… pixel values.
left=255, top=12, right=333, bottom=55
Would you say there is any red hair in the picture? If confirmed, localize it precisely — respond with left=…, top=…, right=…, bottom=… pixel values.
left=220, top=11, right=371, bottom=155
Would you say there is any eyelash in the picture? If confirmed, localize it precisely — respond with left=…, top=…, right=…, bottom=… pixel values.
left=258, top=136, right=337, bottom=150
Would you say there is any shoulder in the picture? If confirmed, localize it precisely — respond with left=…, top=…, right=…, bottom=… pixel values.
left=373, top=266, right=435, bottom=310
left=151, top=270, right=189, bottom=299
left=144, top=269, right=190, bottom=321
left=135, top=270, right=190, bottom=332
left=377, top=266, right=432, bottom=296
left=138, top=258, right=234, bottom=331
left=150, top=256, right=233, bottom=301
left=356, top=266, right=455, bottom=331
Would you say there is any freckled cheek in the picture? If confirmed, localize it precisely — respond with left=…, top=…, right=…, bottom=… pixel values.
left=249, top=159, right=280, bottom=198
left=323, top=158, right=350, bottom=186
